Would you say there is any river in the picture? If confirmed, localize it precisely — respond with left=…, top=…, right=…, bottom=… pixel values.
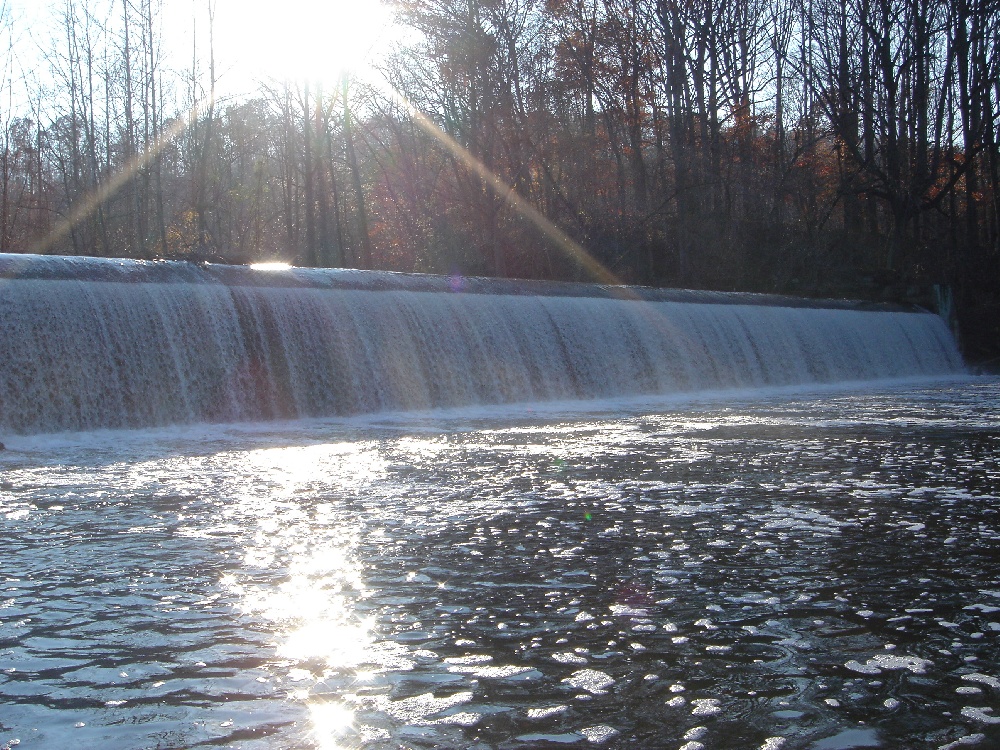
left=1, top=377, right=998, bottom=749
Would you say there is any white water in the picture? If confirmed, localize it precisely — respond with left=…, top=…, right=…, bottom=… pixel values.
left=0, top=256, right=963, bottom=435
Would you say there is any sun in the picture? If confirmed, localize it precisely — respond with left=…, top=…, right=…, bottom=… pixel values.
left=214, top=0, right=393, bottom=87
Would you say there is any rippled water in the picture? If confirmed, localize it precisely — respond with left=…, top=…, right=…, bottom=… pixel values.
left=2, top=378, right=999, bottom=750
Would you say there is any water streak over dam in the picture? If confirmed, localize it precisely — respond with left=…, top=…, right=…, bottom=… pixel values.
left=0, top=254, right=963, bottom=435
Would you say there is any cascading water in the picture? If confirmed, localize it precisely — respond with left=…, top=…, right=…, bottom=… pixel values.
left=0, top=253, right=964, bottom=435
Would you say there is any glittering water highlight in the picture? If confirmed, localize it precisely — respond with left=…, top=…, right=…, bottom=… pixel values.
left=1, top=379, right=998, bottom=749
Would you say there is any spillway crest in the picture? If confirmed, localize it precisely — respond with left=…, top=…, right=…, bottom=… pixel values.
left=0, top=254, right=964, bottom=435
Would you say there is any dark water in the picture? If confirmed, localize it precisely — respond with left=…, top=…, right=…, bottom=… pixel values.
left=1, top=378, right=999, bottom=749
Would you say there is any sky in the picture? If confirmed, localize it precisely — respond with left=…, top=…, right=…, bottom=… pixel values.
left=2, top=0, right=397, bottom=110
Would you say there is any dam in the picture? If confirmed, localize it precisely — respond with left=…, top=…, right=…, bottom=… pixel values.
left=0, top=253, right=963, bottom=435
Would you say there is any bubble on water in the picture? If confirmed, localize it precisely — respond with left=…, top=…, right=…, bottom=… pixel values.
left=683, top=726, right=708, bottom=739
left=761, top=739, right=787, bottom=750
left=690, top=698, right=722, bottom=716
left=473, top=665, right=538, bottom=679
left=845, top=654, right=932, bottom=675
left=957, top=686, right=982, bottom=695
left=679, top=742, right=705, bottom=750
left=884, top=698, right=900, bottom=709
left=960, top=707, right=1000, bottom=724
left=961, top=673, right=1000, bottom=689
left=433, top=711, right=481, bottom=726
left=844, top=660, right=882, bottom=675
left=552, top=652, right=588, bottom=665
left=526, top=705, right=568, bottom=719
left=965, top=604, right=1000, bottom=614
left=937, top=733, right=986, bottom=749
left=610, top=604, right=648, bottom=617
left=357, top=725, right=391, bottom=743
left=666, top=696, right=687, bottom=707
left=379, top=690, right=473, bottom=723
left=581, top=725, right=619, bottom=744
left=562, top=669, right=614, bottom=695
left=445, top=655, right=492, bottom=665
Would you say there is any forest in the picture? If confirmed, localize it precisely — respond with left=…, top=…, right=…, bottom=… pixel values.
left=1, top=0, right=997, bottom=357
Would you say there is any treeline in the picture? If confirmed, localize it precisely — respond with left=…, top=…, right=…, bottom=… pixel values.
left=1, top=0, right=998, bottom=353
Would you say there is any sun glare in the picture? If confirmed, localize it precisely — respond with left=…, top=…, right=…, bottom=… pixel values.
left=223, top=0, right=393, bottom=85
left=250, top=261, right=292, bottom=271
left=310, top=701, right=355, bottom=749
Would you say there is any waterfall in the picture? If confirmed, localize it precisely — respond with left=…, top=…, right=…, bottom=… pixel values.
left=0, top=254, right=964, bottom=435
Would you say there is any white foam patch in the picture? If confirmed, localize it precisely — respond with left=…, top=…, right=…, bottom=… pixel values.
left=960, top=707, right=1000, bottom=724
left=844, top=660, right=882, bottom=675
left=937, top=734, right=986, bottom=749
left=845, top=654, right=932, bottom=674
left=609, top=604, right=648, bottom=617
left=562, top=669, right=615, bottom=695
left=962, top=673, right=1000, bottom=689
left=380, top=691, right=473, bottom=723
left=690, top=698, right=722, bottom=716
left=552, top=652, right=589, bottom=665
left=581, top=725, right=619, bottom=744
left=444, top=655, right=492, bottom=665
left=526, top=705, right=569, bottom=719
left=683, top=726, right=708, bottom=740
left=431, top=711, right=481, bottom=726
left=466, top=665, right=536, bottom=679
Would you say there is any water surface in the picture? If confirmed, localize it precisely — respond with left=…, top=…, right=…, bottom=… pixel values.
left=2, top=379, right=999, bottom=749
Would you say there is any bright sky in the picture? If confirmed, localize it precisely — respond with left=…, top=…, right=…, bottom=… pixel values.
left=203, top=0, right=396, bottom=96
left=3, top=0, right=397, bottom=108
